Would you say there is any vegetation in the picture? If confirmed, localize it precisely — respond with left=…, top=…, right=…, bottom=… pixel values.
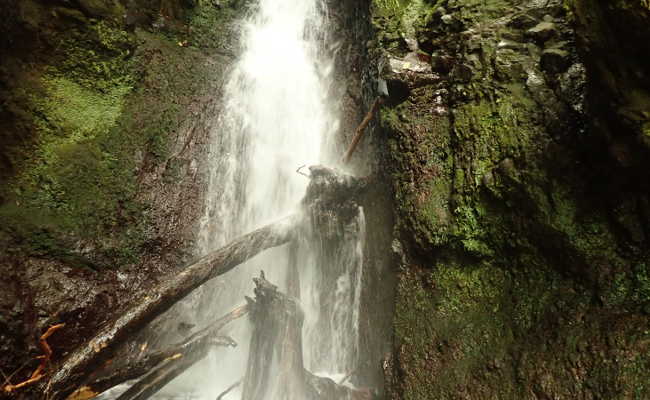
left=375, top=0, right=650, bottom=397
left=0, top=0, right=241, bottom=268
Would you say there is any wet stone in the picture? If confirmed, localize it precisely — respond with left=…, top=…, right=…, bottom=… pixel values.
left=440, top=14, right=464, bottom=32
left=508, top=13, right=538, bottom=29
left=388, top=56, right=432, bottom=74
left=497, top=39, right=522, bottom=50
left=495, top=49, right=526, bottom=81
left=526, top=21, right=557, bottom=43
left=431, top=52, right=454, bottom=74
left=540, top=48, right=571, bottom=74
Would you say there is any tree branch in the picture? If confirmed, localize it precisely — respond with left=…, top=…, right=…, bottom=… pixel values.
left=48, top=216, right=297, bottom=399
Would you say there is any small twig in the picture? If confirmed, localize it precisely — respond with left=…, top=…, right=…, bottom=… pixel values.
left=216, top=379, right=241, bottom=400
left=3, top=323, right=65, bottom=393
left=342, top=96, right=385, bottom=164
left=0, top=367, right=10, bottom=386
left=2, top=358, right=34, bottom=388
left=296, top=165, right=309, bottom=177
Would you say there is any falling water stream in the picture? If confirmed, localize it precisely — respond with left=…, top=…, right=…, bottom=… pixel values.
left=143, top=0, right=365, bottom=398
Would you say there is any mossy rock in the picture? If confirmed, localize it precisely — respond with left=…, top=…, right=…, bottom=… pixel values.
left=78, top=0, right=125, bottom=19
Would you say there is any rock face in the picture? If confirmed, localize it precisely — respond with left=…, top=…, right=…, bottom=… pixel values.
left=369, top=0, right=650, bottom=398
left=0, top=0, right=243, bottom=394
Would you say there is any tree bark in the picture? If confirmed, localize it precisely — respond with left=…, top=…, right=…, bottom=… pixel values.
left=48, top=216, right=297, bottom=400
left=46, top=166, right=370, bottom=400
left=67, top=305, right=247, bottom=399
left=242, top=274, right=370, bottom=400
left=342, top=96, right=384, bottom=164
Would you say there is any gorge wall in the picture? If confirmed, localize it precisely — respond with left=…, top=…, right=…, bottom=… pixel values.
left=0, top=0, right=243, bottom=394
left=371, top=0, right=650, bottom=398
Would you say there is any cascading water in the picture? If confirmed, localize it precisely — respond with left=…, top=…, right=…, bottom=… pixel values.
left=154, top=0, right=367, bottom=398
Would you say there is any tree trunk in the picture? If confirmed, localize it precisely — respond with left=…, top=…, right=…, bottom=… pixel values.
left=46, top=166, right=369, bottom=400
left=47, top=216, right=297, bottom=400
left=67, top=305, right=248, bottom=399
left=242, top=274, right=370, bottom=400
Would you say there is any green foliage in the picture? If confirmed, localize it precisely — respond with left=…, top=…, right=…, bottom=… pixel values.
left=373, top=0, right=411, bottom=17
left=187, top=1, right=238, bottom=49
left=56, top=20, right=135, bottom=92
left=452, top=204, right=493, bottom=257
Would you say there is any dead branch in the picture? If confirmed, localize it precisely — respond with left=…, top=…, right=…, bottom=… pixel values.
left=114, top=334, right=237, bottom=400
left=342, top=96, right=384, bottom=164
left=68, top=305, right=248, bottom=399
left=3, top=323, right=65, bottom=393
left=243, top=274, right=371, bottom=400
left=296, top=165, right=309, bottom=177
left=47, top=216, right=297, bottom=399
left=216, top=380, right=241, bottom=400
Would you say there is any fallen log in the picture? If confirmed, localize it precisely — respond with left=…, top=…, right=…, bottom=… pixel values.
left=47, top=165, right=371, bottom=399
left=242, top=274, right=371, bottom=400
left=216, top=379, right=241, bottom=400
left=115, top=335, right=237, bottom=400
left=242, top=274, right=306, bottom=400
left=69, top=305, right=248, bottom=399
left=47, top=216, right=297, bottom=399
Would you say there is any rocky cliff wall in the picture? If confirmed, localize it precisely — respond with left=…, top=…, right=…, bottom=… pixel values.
left=0, top=0, right=242, bottom=393
left=368, top=0, right=650, bottom=398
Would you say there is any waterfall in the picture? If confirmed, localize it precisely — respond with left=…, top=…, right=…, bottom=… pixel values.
left=155, top=0, right=366, bottom=398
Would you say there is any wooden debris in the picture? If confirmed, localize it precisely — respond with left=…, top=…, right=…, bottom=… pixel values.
left=342, top=96, right=384, bottom=164
left=4, top=323, right=65, bottom=393
left=67, top=305, right=248, bottom=399
left=216, top=380, right=241, bottom=400
left=47, top=216, right=296, bottom=399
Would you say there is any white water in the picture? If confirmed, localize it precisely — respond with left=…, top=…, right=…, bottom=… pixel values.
left=158, top=0, right=366, bottom=399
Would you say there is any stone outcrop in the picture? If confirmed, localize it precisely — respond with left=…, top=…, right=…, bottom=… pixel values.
left=368, top=0, right=650, bottom=398
left=0, top=1, right=243, bottom=396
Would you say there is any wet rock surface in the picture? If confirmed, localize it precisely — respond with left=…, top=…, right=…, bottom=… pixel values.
left=0, top=0, right=243, bottom=396
left=370, top=0, right=650, bottom=398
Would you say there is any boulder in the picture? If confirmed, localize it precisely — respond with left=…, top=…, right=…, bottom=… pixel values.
left=77, top=0, right=124, bottom=18
left=526, top=21, right=557, bottom=43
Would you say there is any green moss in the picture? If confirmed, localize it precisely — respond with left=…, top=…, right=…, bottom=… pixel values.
left=642, top=121, right=650, bottom=137
left=56, top=20, right=135, bottom=93
left=381, top=0, right=650, bottom=395
left=38, top=76, right=128, bottom=139
left=0, top=6, right=235, bottom=266
left=187, top=0, right=239, bottom=49
left=373, top=0, right=412, bottom=18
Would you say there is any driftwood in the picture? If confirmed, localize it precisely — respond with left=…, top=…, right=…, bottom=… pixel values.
left=342, top=96, right=384, bottom=164
left=216, top=380, right=241, bottom=400
left=68, top=305, right=247, bottom=399
left=242, top=274, right=370, bottom=400
left=114, top=335, right=236, bottom=400
left=44, top=166, right=370, bottom=400
left=48, top=216, right=296, bottom=399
